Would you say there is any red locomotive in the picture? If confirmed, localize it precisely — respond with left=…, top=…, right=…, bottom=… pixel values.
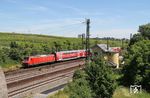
left=22, top=50, right=87, bottom=67
left=22, top=54, right=55, bottom=67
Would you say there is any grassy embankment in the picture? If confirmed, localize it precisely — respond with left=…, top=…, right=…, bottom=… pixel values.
left=48, top=86, right=150, bottom=98
left=113, top=86, right=150, bottom=98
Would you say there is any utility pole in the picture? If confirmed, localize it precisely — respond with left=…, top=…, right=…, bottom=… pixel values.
left=129, top=33, right=132, bottom=45
left=107, top=37, right=109, bottom=50
left=85, top=19, right=90, bottom=60
left=130, top=33, right=132, bottom=40
left=122, top=38, right=124, bottom=49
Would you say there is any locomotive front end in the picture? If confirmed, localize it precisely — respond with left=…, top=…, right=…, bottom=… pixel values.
left=22, top=57, right=30, bottom=68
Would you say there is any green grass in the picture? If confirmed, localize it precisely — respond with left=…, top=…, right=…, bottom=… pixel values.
left=113, top=86, right=150, bottom=98
left=48, top=86, right=150, bottom=98
left=1, top=60, right=21, bottom=71
left=48, top=90, right=69, bottom=98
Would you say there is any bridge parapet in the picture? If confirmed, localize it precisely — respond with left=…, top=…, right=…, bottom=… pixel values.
left=0, top=67, right=8, bottom=98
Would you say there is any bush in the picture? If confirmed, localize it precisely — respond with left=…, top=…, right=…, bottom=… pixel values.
left=73, top=69, right=87, bottom=80
left=85, top=58, right=116, bottom=98
left=67, top=57, right=116, bottom=98
left=122, top=40, right=150, bottom=91
left=67, top=78, right=92, bottom=98
left=139, top=23, right=150, bottom=39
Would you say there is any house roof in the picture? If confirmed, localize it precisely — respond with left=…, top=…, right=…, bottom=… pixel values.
left=96, top=44, right=110, bottom=52
left=95, top=44, right=121, bottom=53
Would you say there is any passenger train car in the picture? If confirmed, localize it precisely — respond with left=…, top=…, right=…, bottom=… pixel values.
left=22, top=50, right=87, bottom=67
left=55, top=50, right=86, bottom=61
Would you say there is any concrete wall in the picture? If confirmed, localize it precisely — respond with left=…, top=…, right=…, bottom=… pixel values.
left=0, top=67, right=8, bottom=98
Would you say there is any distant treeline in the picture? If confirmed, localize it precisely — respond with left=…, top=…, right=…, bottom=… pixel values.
left=92, top=37, right=129, bottom=41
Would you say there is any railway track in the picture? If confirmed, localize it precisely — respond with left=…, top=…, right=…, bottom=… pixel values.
left=8, top=71, right=74, bottom=97
left=6, top=59, right=85, bottom=98
left=5, top=59, right=84, bottom=81
left=7, top=62, right=83, bottom=91
left=5, top=58, right=84, bottom=79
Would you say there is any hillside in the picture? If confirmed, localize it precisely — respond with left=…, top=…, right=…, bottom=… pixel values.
left=0, top=32, right=83, bottom=48
left=0, top=32, right=125, bottom=48
left=0, top=32, right=127, bottom=69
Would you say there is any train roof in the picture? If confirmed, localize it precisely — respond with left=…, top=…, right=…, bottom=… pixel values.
left=56, top=49, right=86, bottom=53
left=25, top=49, right=86, bottom=58
left=28, top=54, right=54, bottom=58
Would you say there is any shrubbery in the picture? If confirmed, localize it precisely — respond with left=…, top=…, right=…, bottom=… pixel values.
left=0, top=40, right=83, bottom=67
left=122, top=23, right=150, bottom=91
left=67, top=57, right=116, bottom=98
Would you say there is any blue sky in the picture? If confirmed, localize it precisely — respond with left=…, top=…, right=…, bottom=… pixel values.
left=0, top=0, right=150, bottom=38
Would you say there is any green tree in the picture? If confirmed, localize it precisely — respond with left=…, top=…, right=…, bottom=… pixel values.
left=66, top=69, right=92, bottom=98
left=129, top=33, right=144, bottom=46
left=122, top=23, right=150, bottom=91
left=73, top=69, right=87, bottom=80
left=53, top=41, right=62, bottom=52
left=31, top=47, right=41, bottom=55
left=66, top=40, right=72, bottom=50
left=72, top=43, right=77, bottom=50
left=0, top=49, right=5, bottom=64
left=129, top=23, right=150, bottom=46
left=68, top=78, right=92, bottom=98
left=85, top=57, right=116, bottom=98
left=9, top=48, right=21, bottom=61
left=51, top=47, right=55, bottom=53
left=42, top=44, right=51, bottom=53
left=23, top=47, right=32, bottom=57
left=10, top=41, right=18, bottom=48
left=139, top=23, right=150, bottom=39
left=9, top=41, right=23, bottom=61
left=0, top=47, right=13, bottom=67
left=122, top=40, right=150, bottom=91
